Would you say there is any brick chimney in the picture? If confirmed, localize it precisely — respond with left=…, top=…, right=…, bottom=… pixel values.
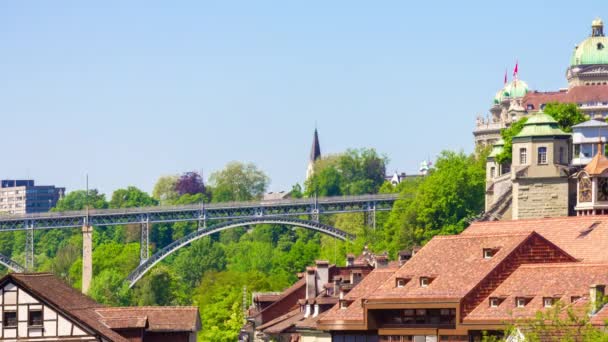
left=590, top=284, right=606, bottom=314
left=375, top=255, right=389, bottom=269
left=398, top=249, right=412, bottom=266
left=305, top=267, right=316, bottom=300
left=315, top=260, right=329, bottom=296
left=346, top=254, right=355, bottom=267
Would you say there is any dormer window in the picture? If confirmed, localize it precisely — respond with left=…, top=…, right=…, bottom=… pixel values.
left=543, top=297, right=555, bottom=308
left=489, top=297, right=501, bottom=307
left=483, top=248, right=495, bottom=259
left=339, top=300, right=348, bottom=309
left=420, top=277, right=431, bottom=288
left=516, top=297, right=527, bottom=308
left=396, top=278, right=408, bottom=288
left=571, top=296, right=581, bottom=303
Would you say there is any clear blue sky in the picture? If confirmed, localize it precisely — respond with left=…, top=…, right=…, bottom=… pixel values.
left=1, top=1, right=606, bottom=195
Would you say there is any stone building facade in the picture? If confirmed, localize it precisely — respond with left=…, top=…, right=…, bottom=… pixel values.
left=474, top=19, right=608, bottom=147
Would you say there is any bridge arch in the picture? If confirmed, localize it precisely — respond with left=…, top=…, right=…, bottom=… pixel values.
left=126, top=216, right=355, bottom=287
left=0, top=253, right=25, bottom=273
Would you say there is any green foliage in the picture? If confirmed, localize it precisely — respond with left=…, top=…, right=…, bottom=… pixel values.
left=53, top=189, right=108, bottom=211
left=382, top=150, right=486, bottom=253
left=152, top=175, right=179, bottom=203
left=510, top=301, right=608, bottom=341
left=173, top=237, right=226, bottom=288
left=109, top=186, right=158, bottom=208
left=193, top=271, right=276, bottom=342
left=543, top=102, right=587, bottom=133
left=305, top=148, right=388, bottom=196
left=209, top=161, right=270, bottom=202
left=495, top=117, right=528, bottom=164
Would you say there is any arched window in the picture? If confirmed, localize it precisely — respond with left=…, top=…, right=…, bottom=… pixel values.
left=580, top=177, right=592, bottom=203
left=538, top=147, right=547, bottom=164
left=598, top=178, right=608, bottom=201
left=519, top=148, right=527, bottom=164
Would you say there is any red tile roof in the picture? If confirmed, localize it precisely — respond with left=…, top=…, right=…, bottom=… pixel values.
left=463, top=216, right=608, bottom=262
left=464, top=263, right=608, bottom=323
left=257, top=308, right=303, bottom=334
left=95, top=306, right=200, bottom=332
left=523, top=85, right=608, bottom=109
left=5, top=273, right=129, bottom=342
left=318, top=266, right=398, bottom=323
left=367, top=233, right=537, bottom=300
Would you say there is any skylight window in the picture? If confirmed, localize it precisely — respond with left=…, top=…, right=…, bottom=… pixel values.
left=483, top=248, right=495, bottom=259
left=420, top=277, right=431, bottom=288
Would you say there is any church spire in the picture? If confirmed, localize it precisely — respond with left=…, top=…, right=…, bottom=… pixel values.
left=310, top=128, right=321, bottom=163
left=306, top=128, right=321, bottom=180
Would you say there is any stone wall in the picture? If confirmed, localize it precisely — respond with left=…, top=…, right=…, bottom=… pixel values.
left=513, top=178, right=569, bottom=220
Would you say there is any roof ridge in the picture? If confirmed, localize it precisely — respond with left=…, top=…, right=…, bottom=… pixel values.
left=519, top=262, right=608, bottom=269
left=433, top=232, right=531, bottom=239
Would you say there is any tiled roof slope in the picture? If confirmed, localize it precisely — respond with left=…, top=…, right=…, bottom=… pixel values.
left=465, top=263, right=608, bottom=323
left=318, top=266, right=398, bottom=325
left=257, top=308, right=303, bottom=334
left=96, top=306, right=201, bottom=332
left=522, top=85, right=608, bottom=110
left=368, top=232, right=573, bottom=301
left=463, top=216, right=608, bottom=262
left=6, top=273, right=129, bottom=342
left=253, top=278, right=306, bottom=324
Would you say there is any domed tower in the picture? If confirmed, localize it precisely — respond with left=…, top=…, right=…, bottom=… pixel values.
left=511, top=111, right=571, bottom=219
left=566, top=18, right=608, bottom=87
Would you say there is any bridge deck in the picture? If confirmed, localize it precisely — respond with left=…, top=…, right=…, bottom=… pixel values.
left=0, top=194, right=400, bottom=230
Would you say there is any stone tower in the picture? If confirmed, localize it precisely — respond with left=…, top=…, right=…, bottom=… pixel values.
left=306, top=128, right=321, bottom=180
left=511, top=111, right=571, bottom=219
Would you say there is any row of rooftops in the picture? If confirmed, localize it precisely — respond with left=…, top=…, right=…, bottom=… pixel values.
left=245, top=215, right=608, bottom=339
left=0, top=273, right=200, bottom=342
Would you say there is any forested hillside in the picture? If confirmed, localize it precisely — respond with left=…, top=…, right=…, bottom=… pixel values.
left=0, top=148, right=487, bottom=341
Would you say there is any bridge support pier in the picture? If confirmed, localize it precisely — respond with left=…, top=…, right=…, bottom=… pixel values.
left=25, top=223, right=34, bottom=271
left=82, top=225, right=93, bottom=294
left=140, top=221, right=149, bottom=264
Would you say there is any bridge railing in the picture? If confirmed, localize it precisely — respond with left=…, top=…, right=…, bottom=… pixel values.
left=0, top=193, right=400, bottom=221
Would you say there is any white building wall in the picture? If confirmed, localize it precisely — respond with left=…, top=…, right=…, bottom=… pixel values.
left=0, top=281, right=97, bottom=341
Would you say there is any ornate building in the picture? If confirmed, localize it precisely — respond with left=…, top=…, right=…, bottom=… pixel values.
left=474, top=19, right=608, bottom=146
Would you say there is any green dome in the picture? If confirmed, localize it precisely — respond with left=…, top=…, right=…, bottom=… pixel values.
left=488, top=139, right=505, bottom=158
left=502, top=80, right=528, bottom=99
left=493, top=81, right=528, bottom=104
left=570, top=19, right=608, bottom=66
left=514, top=111, right=570, bottom=139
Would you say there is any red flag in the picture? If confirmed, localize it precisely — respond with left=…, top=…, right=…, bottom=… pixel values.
left=504, top=69, right=507, bottom=85
left=513, top=60, right=519, bottom=77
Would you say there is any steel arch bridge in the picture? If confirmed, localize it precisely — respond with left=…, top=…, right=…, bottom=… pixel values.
left=126, top=216, right=355, bottom=287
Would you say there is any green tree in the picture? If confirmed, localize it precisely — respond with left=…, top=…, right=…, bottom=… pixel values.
left=109, top=186, right=157, bottom=208
left=152, top=175, right=179, bottom=204
left=173, top=237, right=227, bottom=288
left=53, top=189, right=108, bottom=211
left=305, top=148, right=388, bottom=196
left=383, top=150, right=486, bottom=249
left=543, top=102, right=587, bottom=133
left=208, top=162, right=269, bottom=202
